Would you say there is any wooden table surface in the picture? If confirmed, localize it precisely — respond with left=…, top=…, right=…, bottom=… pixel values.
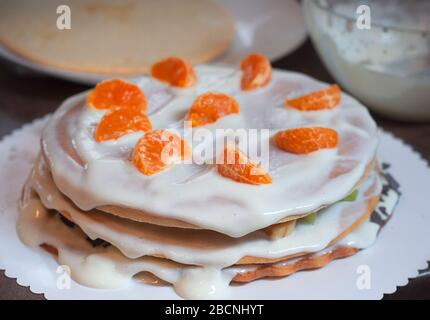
left=0, top=40, right=429, bottom=300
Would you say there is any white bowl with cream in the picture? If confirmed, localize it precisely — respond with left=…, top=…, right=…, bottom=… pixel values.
left=303, top=0, right=430, bottom=122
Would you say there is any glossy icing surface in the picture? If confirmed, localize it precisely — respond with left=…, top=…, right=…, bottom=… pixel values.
left=27, top=155, right=381, bottom=268
left=41, top=66, right=378, bottom=237
left=17, top=174, right=381, bottom=299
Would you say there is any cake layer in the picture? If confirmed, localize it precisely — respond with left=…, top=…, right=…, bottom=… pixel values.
left=26, top=155, right=382, bottom=268
left=0, top=0, right=234, bottom=74
left=97, top=158, right=377, bottom=230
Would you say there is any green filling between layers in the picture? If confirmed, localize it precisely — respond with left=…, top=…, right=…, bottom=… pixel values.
left=301, top=190, right=358, bottom=225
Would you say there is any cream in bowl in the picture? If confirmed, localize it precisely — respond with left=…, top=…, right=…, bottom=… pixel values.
left=303, top=0, right=430, bottom=121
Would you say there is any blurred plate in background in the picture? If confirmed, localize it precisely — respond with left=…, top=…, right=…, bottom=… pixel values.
left=212, top=0, right=306, bottom=65
left=0, top=0, right=306, bottom=84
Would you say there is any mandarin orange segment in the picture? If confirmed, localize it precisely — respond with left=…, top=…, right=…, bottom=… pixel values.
left=285, top=84, right=341, bottom=111
left=87, top=79, right=147, bottom=111
left=274, top=127, right=339, bottom=154
left=187, top=92, right=240, bottom=127
left=150, top=57, right=196, bottom=88
left=217, top=144, right=272, bottom=185
left=132, top=130, right=191, bottom=176
left=240, top=53, right=272, bottom=91
left=94, top=106, right=152, bottom=142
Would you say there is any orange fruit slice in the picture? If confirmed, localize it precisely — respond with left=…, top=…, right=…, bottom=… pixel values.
left=240, top=53, right=272, bottom=91
left=217, top=144, right=272, bottom=185
left=274, top=127, right=339, bottom=154
left=150, top=57, right=196, bottom=88
left=285, top=84, right=341, bottom=111
left=132, top=130, right=191, bottom=176
left=94, top=106, right=152, bottom=142
left=187, top=92, right=240, bottom=127
left=87, top=79, right=147, bottom=111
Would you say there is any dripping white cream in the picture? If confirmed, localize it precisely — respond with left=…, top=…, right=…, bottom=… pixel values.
left=17, top=188, right=235, bottom=299
left=17, top=182, right=383, bottom=300
left=27, top=155, right=381, bottom=269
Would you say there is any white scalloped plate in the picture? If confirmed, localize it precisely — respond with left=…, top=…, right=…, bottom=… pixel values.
left=0, top=117, right=429, bottom=299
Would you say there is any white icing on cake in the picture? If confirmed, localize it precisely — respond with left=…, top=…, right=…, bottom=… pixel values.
left=24, top=155, right=381, bottom=271
left=41, top=65, right=378, bottom=237
left=17, top=173, right=381, bottom=299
